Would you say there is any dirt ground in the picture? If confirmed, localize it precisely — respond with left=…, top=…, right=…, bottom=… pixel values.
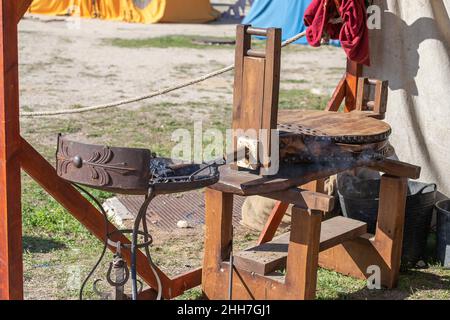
left=18, top=6, right=450, bottom=301
left=18, top=14, right=346, bottom=115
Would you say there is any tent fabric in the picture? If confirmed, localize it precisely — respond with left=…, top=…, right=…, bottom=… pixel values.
left=242, top=0, right=339, bottom=45
left=242, top=0, right=312, bottom=44
left=29, top=0, right=95, bottom=18
left=365, top=0, right=450, bottom=196
left=28, top=0, right=220, bottom=24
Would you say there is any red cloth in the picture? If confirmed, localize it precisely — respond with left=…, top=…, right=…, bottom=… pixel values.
left=304, top=0, right=370, bottom=66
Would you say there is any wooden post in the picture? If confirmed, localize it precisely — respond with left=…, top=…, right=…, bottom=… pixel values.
left=0, top=0, right=23, bottom=300
left=285, top=208, right=322, bottom=300
left=202, top=188, right=234, bottom=298
left=373, top=174, right=408, bottom=288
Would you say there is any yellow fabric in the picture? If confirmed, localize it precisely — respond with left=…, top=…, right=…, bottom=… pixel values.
left=29, top=0, right=220, bottom=23
left=29, top=0, right=95, bottom=17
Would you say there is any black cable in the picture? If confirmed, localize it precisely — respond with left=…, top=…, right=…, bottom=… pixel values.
left=130, top=188, right=155, bottom=300
left=73, top=184, right=109, bottom=301
left=141, top=200, right=163, bottom=300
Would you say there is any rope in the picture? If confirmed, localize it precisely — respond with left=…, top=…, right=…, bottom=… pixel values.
left=20, top=31, right=306, bottom=117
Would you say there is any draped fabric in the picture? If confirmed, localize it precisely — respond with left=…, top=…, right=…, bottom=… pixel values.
left=28, top=0, right=220, bottom=24
left=365, top=0, right=450, bottom=196
left=304, top=0, right=370, bottom=65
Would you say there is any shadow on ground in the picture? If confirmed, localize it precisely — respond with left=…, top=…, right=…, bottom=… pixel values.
left=337, top=269, right=450, bottom=300
left=23, top=235, right=66, bottom=253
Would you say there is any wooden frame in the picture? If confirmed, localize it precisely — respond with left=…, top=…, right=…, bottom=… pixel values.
left=0, top=1, right=200, bottom=300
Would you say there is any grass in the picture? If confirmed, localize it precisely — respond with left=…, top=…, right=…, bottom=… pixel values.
left=279, top=89, right=329, bottom=110
left=104, top=35, right=235, bottom=50
left=103, top=34, right=312, bottom=54
left=19, top=83, right=450, bottom=300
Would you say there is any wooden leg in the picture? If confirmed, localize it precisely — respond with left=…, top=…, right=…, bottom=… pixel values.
left=285, top=207, right=322, bottom=300
left=257, top=201, right=289, bottom=245
left=0, top=0, right=23, bottom=300
left=202, top=188, right=234, bottom=299
left=373, top=174, right=408, bottom=288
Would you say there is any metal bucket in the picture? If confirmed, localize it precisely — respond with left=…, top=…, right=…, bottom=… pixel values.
left=436, top=200, right=450, bottom=268
left=338, top=180, right=437, bottom=267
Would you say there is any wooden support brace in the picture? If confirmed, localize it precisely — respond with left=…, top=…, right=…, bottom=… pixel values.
left=257, top=201, right=289, bottom=245
left=17, top=0, right=33, bottom=23
left=326, top=74, right=346, bottom=112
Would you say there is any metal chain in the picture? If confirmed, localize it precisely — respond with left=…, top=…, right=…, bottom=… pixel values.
left=20, top=31, right=306, bottom=118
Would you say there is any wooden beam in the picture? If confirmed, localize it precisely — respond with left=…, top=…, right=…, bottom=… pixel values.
left=19, top=139, right=184, bottom=299
left=0, top=0, right=23, bottom=300
left=17, top=0, right=33, bottom=23
left=266, top=188, right=334, bottom=212
left=368, top=159, right=421, bottom=180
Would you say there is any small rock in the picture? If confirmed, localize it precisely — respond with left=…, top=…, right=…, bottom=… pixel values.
left=310, top=88, right=322, bottom=95
left=177, top=220, right=190, bottom=229
left=416, top=260, right=428, bottom=269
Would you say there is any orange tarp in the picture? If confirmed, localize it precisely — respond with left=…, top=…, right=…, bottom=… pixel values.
left=29, top=0, right=220, bottom=23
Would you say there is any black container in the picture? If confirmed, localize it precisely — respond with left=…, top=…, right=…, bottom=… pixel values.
left=338, top=180, right=437, bottom=267
left=436, top=200, right=450, bottom=268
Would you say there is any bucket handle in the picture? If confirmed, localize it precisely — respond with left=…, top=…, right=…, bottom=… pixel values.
left=416, top=183, right=437, bottom=195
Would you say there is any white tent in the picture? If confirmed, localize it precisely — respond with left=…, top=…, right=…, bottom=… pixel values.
left=365, top=0, right=450, bottom=196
